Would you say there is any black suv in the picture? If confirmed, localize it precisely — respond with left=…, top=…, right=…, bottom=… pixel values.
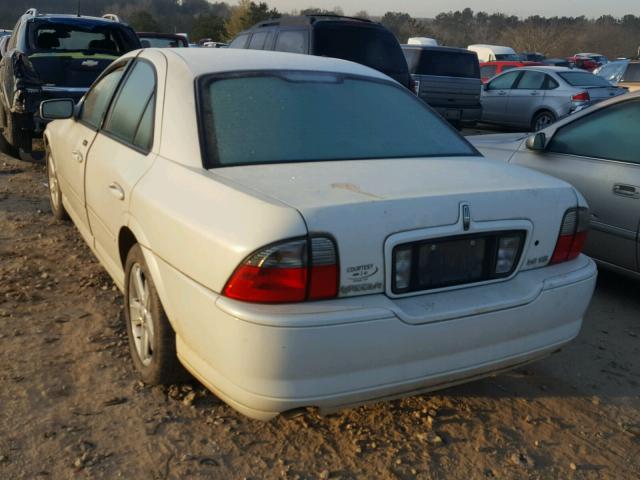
left=0, top=9, right=140, bottom=153
left=229, top=15, right=411, bottom=90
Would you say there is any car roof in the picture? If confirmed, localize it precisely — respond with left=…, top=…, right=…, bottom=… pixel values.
left=138, top=32, right=186, bottom=38
left=26, top=14, right=130, bottom=28
left=251, top=14, right=374, bottom=29
left=516, top=66, right=577, bottom=73
left=162, top=48, right=392, bottom=81
left=401, top=45, right=473, bottom=54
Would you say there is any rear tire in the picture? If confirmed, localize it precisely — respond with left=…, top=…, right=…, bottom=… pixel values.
left=0, top=109, right=19, bottom=158
left=531, top=110, right=556, bottom=132
left=46, top=149, right=69, bottom=221
left=124, top=244, right=187, bottom=385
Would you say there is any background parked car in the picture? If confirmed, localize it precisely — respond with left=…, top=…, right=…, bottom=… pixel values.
left=402, top=45, right=481, bottom=127
left=0, top=8, right=140, bottom=154
left=481, top=66, right=626, bottom=131
left=519, top=52, right=546, bottom=62
left=568, top=53, right=608, bottom=71
left=595, top=59, right=640, bottom=92
left=543, top=57, right=571, bottom=67
left=479, top=60, right=543, bottom=83
left=467, top=44, right=519, bottom=62
left=470, top=92, right=640, bottom=278
left=138, top=32, right=188, bottom=48
left=228, top=14, right=411, bottom=90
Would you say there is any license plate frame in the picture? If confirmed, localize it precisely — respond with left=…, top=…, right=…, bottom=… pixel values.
left=391, top=231, right=525, bottom=294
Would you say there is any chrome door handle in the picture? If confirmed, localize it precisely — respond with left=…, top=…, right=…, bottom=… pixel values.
left=613, top=184, right=640, bottom=199
left=530, top=91, right=540, bottom=95
left=108, top=182, right=125, bottom=200
left=498, top=90, right=507, bottom=96
left=71, top=150, right=83, bottom=163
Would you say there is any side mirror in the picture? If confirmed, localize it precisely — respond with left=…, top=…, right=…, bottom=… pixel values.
left=40, top=99, right=74, bottom=120
left=483, top=83, right=489, bottom=91
left=526, top=132, right=546, bottom=151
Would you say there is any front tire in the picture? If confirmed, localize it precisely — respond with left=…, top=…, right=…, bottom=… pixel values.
left=124, top=244, right=186, bottom=384
left=531, top=110, right=556, bottom=132
left=46, top=150, right=69, bottom=221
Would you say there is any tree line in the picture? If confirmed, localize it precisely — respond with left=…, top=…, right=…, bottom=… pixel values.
left=1, top=1, right=639, bottom=57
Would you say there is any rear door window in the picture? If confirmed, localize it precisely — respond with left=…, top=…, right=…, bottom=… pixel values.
left=248, top=32, right=268, bottom=50
left=488, top=71, right=520, bottom=90
left=515, top=71, right=545, bottom=89
left=274, top=30, right=307, bottom=54
left=408, top=50, right=479, bottom=78
left=229, top=34, right=249, bottom=49
left=103, top=61, right=156, bottom=151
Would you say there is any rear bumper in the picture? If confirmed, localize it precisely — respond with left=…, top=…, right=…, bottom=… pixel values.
left=159, top=254, right=596, bottom=420
left=432, top=105, right=482, bottom=124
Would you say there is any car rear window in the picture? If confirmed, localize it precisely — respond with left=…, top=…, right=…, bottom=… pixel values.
left=313, top=24, right=407, bottom=75
left=495, top=54, right=520, bottom=61
left=622, top=63, right=640, bottom=82
left=558, top=71, right=612, bottom=87
left=139, top=36, right=187, bottom=48
left=199, top=72, right=477, bottom=167
left=404, top=49, right=479, bottom=78
left=28, top=21, right=133, bottom=54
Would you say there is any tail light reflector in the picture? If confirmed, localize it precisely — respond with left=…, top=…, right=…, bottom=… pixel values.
left=550, top=208, right=590, bottom=264
left=571, top=91, right=590, bottom=102
left=223, top=237, right=338, bottom=303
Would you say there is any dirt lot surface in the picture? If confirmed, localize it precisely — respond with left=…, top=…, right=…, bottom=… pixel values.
left=1, top=149, right=639, bottom=480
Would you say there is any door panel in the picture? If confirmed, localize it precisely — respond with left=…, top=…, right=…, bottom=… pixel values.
left=512, top=151, right=639, bottom=270
left=85, top=134, right=155, bottom=282
left=481, top=71, right=520, bottom=123
left=54, top=120, right=96, bottom=233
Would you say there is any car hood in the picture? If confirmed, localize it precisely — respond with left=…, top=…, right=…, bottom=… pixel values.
left=467, top=133, right=528, bottom=162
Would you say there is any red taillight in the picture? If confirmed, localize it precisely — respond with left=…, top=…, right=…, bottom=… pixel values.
left=550, top=208, right=590, bottom=264
left=571, top=91, right=590, bottom=102
left=223, top=237, right=339, bottom=303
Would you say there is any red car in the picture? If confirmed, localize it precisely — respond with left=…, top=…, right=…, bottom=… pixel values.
left=567, top=54, right=606, bottom=72
left=479, top=61, right=544, bottom=83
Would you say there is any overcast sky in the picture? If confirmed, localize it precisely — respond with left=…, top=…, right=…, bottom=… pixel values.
left=269, top=0, right=640, bottom=18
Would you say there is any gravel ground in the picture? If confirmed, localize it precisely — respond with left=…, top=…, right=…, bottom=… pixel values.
left=0, top=149, right=639, bottom=480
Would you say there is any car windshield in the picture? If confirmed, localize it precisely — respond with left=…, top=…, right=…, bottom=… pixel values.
left=313, top=24, right=408, bottom=75
left=139, top=36, right=186, bottom=48
left=558, top=71, right=612, bottom=87
left=495, top=53, right=520, bottom=61
left=28, top=22, right=130, bottom=54
left=622, top=63, right=640, bottom=82
left=199, top=72, right=477, bottom=167
left=404, top=49, right=479, bottom=78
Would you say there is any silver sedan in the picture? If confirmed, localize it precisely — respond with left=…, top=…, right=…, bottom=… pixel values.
left=470, top=91, right=640, bottom=278
left=481, top=66, right=625, bottom=131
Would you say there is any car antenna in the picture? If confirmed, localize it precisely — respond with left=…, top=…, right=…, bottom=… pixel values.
left=77, top=0, right=81, bottom=17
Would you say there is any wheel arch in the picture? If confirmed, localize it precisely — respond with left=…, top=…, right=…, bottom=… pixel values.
left=531, top=108, right=557, bottom=130
left=119, top=223, right=180, bottom=333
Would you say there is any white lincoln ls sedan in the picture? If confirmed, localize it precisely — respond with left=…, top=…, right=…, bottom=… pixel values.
left=41, top=48, right=597, bottom=420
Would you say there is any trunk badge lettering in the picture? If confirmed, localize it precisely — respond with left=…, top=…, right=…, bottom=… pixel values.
left=462, top=204, right=471, bottom=231
left=81, top=59, right=99, bottom=67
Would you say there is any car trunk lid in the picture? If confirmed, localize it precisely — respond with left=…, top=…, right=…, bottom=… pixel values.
left=213, top=157, right=578, bottom=298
